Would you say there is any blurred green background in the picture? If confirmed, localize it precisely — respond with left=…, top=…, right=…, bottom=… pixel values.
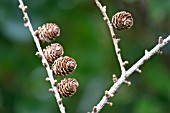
left=0, top=0, right=170, bottom=113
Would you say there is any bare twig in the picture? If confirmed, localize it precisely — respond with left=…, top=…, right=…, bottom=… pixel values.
left=91, top=35, right=170, bottom=113
left=95, top=0, right=126, bottom=74
left=18, top=0, right=66, bottom=113
left=92, top=0, right=170, bottom=113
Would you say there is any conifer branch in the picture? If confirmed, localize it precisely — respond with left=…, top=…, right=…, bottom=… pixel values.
left=91, top=0, right=170, bottom=112
left=18, top=0, right=66, bottom=113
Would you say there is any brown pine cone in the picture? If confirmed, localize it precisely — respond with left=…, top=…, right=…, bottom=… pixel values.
left=35, top=23, right=60, bottom=43
left=57, top=78, right=79, bottom=97
left=43, top=43, right=64, bottom=63
left=52, top=56, right=77, bottom=76
left=112, top=11, right=133, bottom=30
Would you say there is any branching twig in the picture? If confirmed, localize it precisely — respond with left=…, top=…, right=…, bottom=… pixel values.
left=18, top=0, right=66, bottom=113
left=95, top=0, right=126, bottom=74
left=91, top=35, right=170, bottom=113
left=91, top=0, right=170, bottom=113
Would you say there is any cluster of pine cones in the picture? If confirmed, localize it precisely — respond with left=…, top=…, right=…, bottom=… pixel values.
left=35, top=23, right=78, bottom=97
left=34, top=11, right=133, bottom=97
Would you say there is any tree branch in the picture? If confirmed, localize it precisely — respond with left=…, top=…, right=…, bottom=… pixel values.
left=91, top=0, right=170, bottom=113
left=95, top=0, right=126, bottom=74
left=18, top=0, right=66, bottom=113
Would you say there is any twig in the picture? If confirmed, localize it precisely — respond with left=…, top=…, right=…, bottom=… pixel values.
left=95, top=0, right=126, bottom=74
left=91, top=35, right=170, bottom=113
left=18, top=0, right=66, bottom=113
left=92, top=0, right=170, bottom=113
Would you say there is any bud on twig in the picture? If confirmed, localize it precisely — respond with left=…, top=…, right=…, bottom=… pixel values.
left=145, top=50, right=149, bottom=55
left=45, top=77, right=50, bottom=81
left=117, top=48, right=121, bottom=54
left=123, top=61, right=129, bottom=66
left=157, top=50, right=163, bottom=55
left=158, top=36, right=163, bottom=44
left=123, top=80, right=131, bottom=86
left=57, top=98, right=62, bottom=105
left=35, top=52, right=42, bottom=58
left=23, top=6, right=28, bottom=12
left=23, top=16, right=28, bottom=23
left=49, top=88, right=54, bottom=92
left=106, top=102, right=113, bottom=106
left=18, top=4, right=23, bottom=9
left=112, top=74, right=118, bottom=83
left=93, top=106, right=97, bottom=113
left=136, top=68, right=142, bottom=73
left=105, top=90, right=114, bottom=98
left=24, top=23, right=29, bottom=28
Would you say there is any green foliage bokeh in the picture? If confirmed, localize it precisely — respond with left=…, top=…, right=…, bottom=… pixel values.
left=0, top=0, right=170, bottom=113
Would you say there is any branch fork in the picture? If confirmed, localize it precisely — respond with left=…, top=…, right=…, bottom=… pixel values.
left=92, top=0, right=170, bottom=113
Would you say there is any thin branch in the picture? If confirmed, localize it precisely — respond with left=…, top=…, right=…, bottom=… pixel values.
left=18, top=0, right=66, bottom=113
left=92, top=0, right=170, bottom=113
left=95, top=0, right=126, bottom=74
left=92, top=35, right=170, bottom=113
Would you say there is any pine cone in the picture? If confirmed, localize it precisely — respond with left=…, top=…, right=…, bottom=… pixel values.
left=52, top=56, right=77, bottom=76
left=43, top=43, right=64, bottom=63
left=57, top=78, right=79, bottom=97
left=112, top=11, right=133, bottom=30
left=35, top=23, right=60, bottom=43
